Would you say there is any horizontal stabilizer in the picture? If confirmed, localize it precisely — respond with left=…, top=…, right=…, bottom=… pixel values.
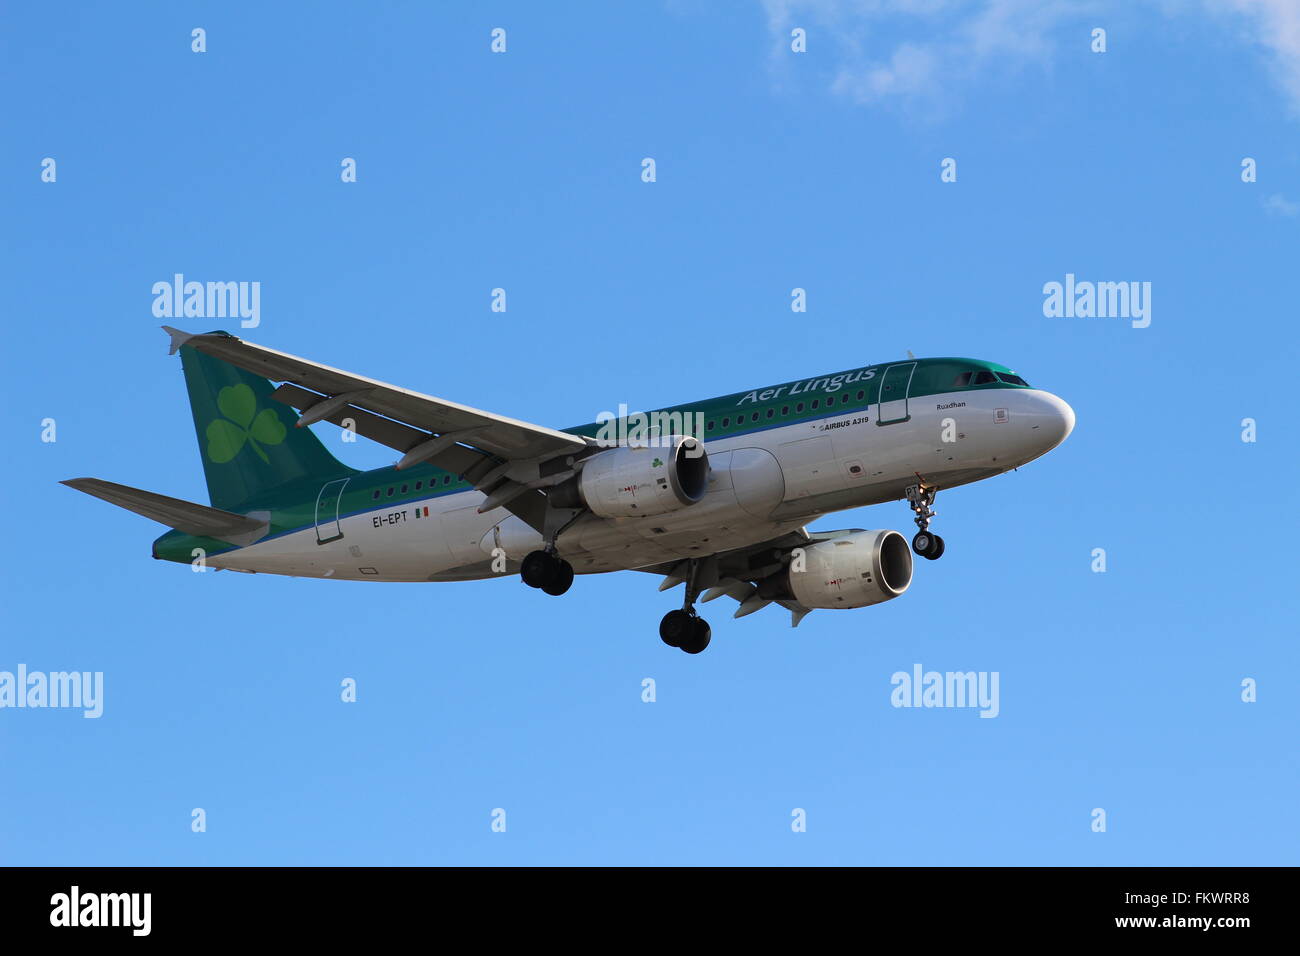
left=61, top=478, right=269, bottom=546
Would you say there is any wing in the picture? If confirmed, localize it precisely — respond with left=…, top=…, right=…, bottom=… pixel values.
left=164, top=327, right=595, bottom=532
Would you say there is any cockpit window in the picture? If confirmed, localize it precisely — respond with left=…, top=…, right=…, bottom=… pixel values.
left=952, top=372, right=972, bottom=387
left=996, top=372, right=1029, bottom=386
left=973, top=370, right=998, bottom=385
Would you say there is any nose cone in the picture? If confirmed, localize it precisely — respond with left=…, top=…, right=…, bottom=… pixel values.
left=1028, top=390, right=1075, bottom=454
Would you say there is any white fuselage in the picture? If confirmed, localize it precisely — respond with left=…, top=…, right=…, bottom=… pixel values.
left=208, top=387, right=1074, bottom=582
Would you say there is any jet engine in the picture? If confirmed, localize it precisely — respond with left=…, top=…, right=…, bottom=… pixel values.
left=759, top=530, right=913, bottom=609
left=551, top=435, right=709, bottom=518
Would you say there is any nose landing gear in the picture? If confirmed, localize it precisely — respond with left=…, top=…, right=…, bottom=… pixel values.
left=905, top=479, right=946, bottom=561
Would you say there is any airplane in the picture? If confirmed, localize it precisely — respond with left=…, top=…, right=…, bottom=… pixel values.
left=63, top=327, right=1075, bottom=654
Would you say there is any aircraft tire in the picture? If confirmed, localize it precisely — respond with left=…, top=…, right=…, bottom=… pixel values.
left=541, top=559, right=574, bottom=596
left=520, top=550, right=556, bottom=588
left=679, top=618, right=712, bottom=655
left=659, top=610, right=695, bottom=647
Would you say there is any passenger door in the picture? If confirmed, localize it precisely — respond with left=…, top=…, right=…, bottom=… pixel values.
left=876, top=362, right=916, bottom=425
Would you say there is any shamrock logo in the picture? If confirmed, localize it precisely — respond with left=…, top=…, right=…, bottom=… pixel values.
left=651, top=457, right=664, bottom=468
left=206, top=384, right=287, bottom=464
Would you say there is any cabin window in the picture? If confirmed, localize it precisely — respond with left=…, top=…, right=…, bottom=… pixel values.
left=443, top=475, right=451, bottom=485
left=796, top=403, right=804, bottom=413
left=811, top=399, right=819, bottom=409
left=973, top=371, right=998, bottom=385
left=415, top=481, right=423, bottom=491
left=997, top=372, right=1030, bottom=386
left=751, top=412, right=759, bottom=422
left=386, top=487, right=394, bottom=497
left=722, top=417, right=730, bottom=427
left=841, top=394, right=850, bottom=404
left=952, top=372, right=973, bottom=387
left=372, top=490, right=380, bottom=500
left=766, top=408, right=774, bottom=419
left=781, top=405, right=789, bottom=415
left=856, top=390, right=865, bottom=400
left=706, top=420, right=714, bottom=431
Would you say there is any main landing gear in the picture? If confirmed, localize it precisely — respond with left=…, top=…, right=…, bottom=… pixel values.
left=520, top=550, right=574, bottom=596
left=659, top=558, right=712, bottom=654
left=905, top=480, right=946, bottom=561
left=520, top=508, right=583, bottom=596
left=660, top=610, right=711, bottom=655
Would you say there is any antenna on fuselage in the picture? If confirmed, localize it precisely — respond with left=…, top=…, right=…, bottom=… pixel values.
left=906, top=350, right=916, bottom=360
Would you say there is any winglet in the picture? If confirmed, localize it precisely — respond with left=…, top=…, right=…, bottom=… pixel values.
left=162, top=325, right=195, bottom=356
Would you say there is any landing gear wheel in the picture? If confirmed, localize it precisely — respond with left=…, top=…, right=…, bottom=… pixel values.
left=521, top=550, right=573, bottom=592
left=679, top=618, right=712, bottom=655
left=659, top=609, right=695, bottom=648
left=520, top=550, right=554, bottom=589
left=912, top=531, right=945, bottom=560
left=541, top=559, right=574, bottom=596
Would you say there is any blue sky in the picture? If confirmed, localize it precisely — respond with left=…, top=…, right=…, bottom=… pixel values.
left=2, top=1, right=1296, bottom=865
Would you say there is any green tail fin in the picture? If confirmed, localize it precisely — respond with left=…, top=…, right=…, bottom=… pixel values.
left=179, top=341, right=356, bottom=512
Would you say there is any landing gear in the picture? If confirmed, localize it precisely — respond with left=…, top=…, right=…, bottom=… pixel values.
left=660, top=610, right=711, bottom=654
left=905, top=480, right=946, bottom=561
left=660, top=557, right=714, bottom=654
left=521, top=506, right=584, bottom=596
left=520, top=550, right=574, bottom=595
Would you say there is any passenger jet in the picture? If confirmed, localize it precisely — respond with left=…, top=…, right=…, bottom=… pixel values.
left=63, top=328, right=1075, bottom=654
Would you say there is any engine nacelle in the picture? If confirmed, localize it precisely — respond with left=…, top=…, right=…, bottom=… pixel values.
left=554, top=435, right=709, bottom=518
left=765, top=530, right=913, bottom=610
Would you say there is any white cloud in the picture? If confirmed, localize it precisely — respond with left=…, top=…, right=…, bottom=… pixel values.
left=761, top=0, right=1300, bottom=115
left=760, top=0, right=1092, bottom=113
left=1209, top=0, right=1300, bottom=113
left=1262, top=192, right=1300, bottom=216
left=830, top=41, right=941, bottom=103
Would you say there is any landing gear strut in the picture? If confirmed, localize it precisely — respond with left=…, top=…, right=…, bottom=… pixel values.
left=905, top=479, right=946, bottom=561
left=659, top=558, right=712, bottom=654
